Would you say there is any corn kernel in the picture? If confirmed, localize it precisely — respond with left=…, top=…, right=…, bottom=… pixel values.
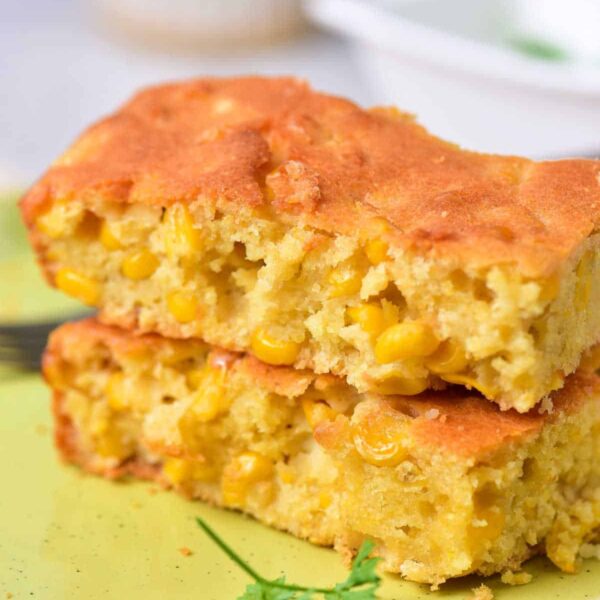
left=95, top=429, right=130, bottom=459
left=121, top=249, right=159, bottom=280
left=188, top=366, right=228, bottom=423
left=163, top=457, right=216, bottom=485
left=232, top=452, right=273, bottom=481
left=327, top=265, right=362, bottom=298
left=441, top=373, right=496, bottom=399
left=352, top=414, right=410, bottom=467
left=381, top=299, right=401, bottom=327
left=250, top=328, right=300, bottom=366
left=191, top=461, right=218, bottom=482
left=36, top=205, right=68, bottom=239
left=319, top=491, right=333, bottom=509
left=302, top=398, right=337, bottom=430
left=105, top=372, right=129, bottom=411
left=365, top=239, right=389, bottom=265
left=186, top=369, right=204, bottom=389
left=362, top=218, right=391, bottom=265
left=99, top=221, right=122, bottom=250
left=164, top=204, right=202, bottom=259
left=106, top=371, right=152, bottom=412
left=222, top=451, right=273, bottom=506
left=37, top=217, right=63, bottom=239
left=167, top=291, right=198, bottom=323
left=346, top=303, right=386, bottom=337
left=374, top=321, right=440, bottom=364
left=163, top=457, right=193, bottom=484
left=425, top=340, right=468, bottom=374
left=55, top=267, right=101, bottom=306
left=177, top=410, right=203, bottom=454
left=179, top=366, right=228, bottom=445
left=372, top=374, right=428, bottom=396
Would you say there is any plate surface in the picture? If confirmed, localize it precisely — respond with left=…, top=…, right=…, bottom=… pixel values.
left=1, top=199, right=599, bottom=599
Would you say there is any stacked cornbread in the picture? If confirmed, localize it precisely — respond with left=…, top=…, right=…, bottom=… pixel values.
left=21, top=77, right=600, bottom=586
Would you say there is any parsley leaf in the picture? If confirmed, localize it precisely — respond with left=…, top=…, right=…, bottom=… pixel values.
left=196, top=518, right=382, bottom=599
left=241, top=579, right=297, bottom=600
left=333, top=540, right=380, bottom=590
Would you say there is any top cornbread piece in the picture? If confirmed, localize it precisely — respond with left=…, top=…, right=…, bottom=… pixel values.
left=21, top=76, right=600, bottom=411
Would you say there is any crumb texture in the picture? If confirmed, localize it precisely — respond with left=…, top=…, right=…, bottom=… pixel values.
left=45, top=319, right=600, bottom=584
left=470, top=584, right=494, bottom=600
left=28, top=194, right=600, bottom=410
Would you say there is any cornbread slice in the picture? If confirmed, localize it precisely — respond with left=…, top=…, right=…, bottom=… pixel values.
left=45, top=318, right=600, bottom=585
left=23, top=77, right=600, bottom=411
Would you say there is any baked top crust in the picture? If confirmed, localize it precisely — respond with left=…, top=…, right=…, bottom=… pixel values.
left=47, top=318, right=597, bottom=460
left=21, top=76, right=600, bottom=278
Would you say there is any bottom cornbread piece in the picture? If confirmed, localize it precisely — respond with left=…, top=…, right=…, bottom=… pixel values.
left=44, top=319, right=600, bottom=586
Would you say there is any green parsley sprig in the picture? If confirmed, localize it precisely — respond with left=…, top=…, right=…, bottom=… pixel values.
left=196, top=517, right=382, bottom=599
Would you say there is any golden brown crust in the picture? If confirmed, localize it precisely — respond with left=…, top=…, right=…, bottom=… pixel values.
left=52, top=389, right=80, bottom=466
left=316, top=374, right=597, bottom=460
left=47, top=318, right=599, bottom=459
left=400, top=372, right=592, bottom=456
left=46, top=318, right=317, bottom=398
left=46, top=317, right=201, bottom=360
left=20, top=76, right=600, bottom=277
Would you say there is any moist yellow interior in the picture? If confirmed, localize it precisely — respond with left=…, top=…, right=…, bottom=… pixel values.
left=53, top=336, right=344, bottom=546
left=334, top=397, right=600, bottom=585
left=38, top=198, right=600, bottom=411
left=49, top=331, right=600, bottom=584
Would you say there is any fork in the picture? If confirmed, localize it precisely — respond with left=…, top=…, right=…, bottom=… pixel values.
left=0, top=313, right=92, bottom=372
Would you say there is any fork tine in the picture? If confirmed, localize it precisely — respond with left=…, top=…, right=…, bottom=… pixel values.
left=0, top=343, right=38, bottom=359
left=0, top=344, right=24, bottom=357
left=0, top=333, right=52, bottom=350
left=0, top=312, right=94, bottom=372
left=0, top=329, right=50, bottom=342
left=0, top=311, right=94, bottom=336
left=0, top=337, right=46, bottom=362
left=0, top=322, right=61, bottom=337
left=0, top=349, right=41, bottom=371
left=0, top=358, right=41, bottom=371
left=0, top=362, right=41, bottom=372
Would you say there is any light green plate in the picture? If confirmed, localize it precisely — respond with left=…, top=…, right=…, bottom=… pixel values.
left=0, top=191, right=83, bottom=324
left=1, top=198, right=599, bottom=599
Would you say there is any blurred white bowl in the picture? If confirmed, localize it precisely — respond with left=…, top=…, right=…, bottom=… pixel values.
left=93, top=0, right=305, bottom=49
left=511, top=0, right=600, bottom=63
left=306, top=0, right=600, bottom=157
